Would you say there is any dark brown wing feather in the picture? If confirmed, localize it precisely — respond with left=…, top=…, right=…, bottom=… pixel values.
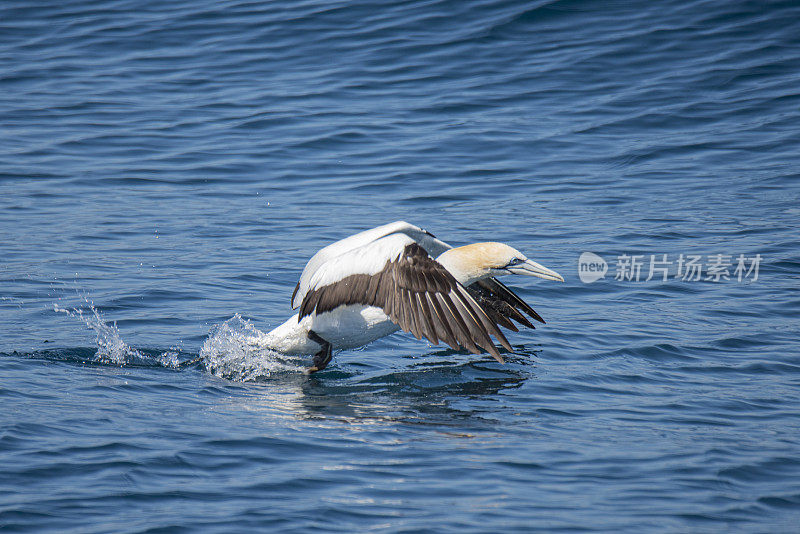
left=467, top=277, right=545, bottom=330
left=298, top=243, right=512, bottom=362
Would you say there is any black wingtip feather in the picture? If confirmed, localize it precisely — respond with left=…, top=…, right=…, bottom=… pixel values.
left=471, top=278, right=546, bottom=326
left=291, top=281, right=301, bottom=309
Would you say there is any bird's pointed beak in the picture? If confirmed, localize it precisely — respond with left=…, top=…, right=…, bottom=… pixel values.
left=507, top=259, right=564, bottom=282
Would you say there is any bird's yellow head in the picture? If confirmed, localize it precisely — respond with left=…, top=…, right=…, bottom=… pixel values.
left=436, top=242, right=564, bottom=286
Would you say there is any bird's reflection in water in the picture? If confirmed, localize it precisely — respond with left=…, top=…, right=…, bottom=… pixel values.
left=279, top=346, right=541, bottom=428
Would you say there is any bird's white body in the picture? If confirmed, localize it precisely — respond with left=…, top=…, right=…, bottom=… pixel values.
left=263, top=222, right=447, bottom=355
left=262, top=305, right=399, bottom=355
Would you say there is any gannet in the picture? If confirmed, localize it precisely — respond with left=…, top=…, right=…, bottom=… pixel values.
left=263, top=221, right=563, bottom=373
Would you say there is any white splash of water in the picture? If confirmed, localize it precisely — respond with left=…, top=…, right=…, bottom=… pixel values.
left=199, top=314, right=304, bottom=381
left=52, top=298, right=302, bottom=379
left=53, top=301, right=180, bottom=368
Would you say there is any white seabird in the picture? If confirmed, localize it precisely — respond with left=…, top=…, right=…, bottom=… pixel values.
left=262, top=221, right=563, bottom=372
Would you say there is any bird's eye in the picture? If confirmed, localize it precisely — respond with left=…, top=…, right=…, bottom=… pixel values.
left=506, top=258, right=525, bottom=267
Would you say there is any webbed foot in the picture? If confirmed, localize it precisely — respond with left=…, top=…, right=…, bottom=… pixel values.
left=305, top=330, right=333, bottom=373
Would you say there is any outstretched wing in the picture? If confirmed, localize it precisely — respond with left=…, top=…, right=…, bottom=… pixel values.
left=298, top=241, right=512, bottom=362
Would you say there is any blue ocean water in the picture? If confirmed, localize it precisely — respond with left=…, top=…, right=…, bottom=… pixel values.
left=2, top=0, right=800, bottom=531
